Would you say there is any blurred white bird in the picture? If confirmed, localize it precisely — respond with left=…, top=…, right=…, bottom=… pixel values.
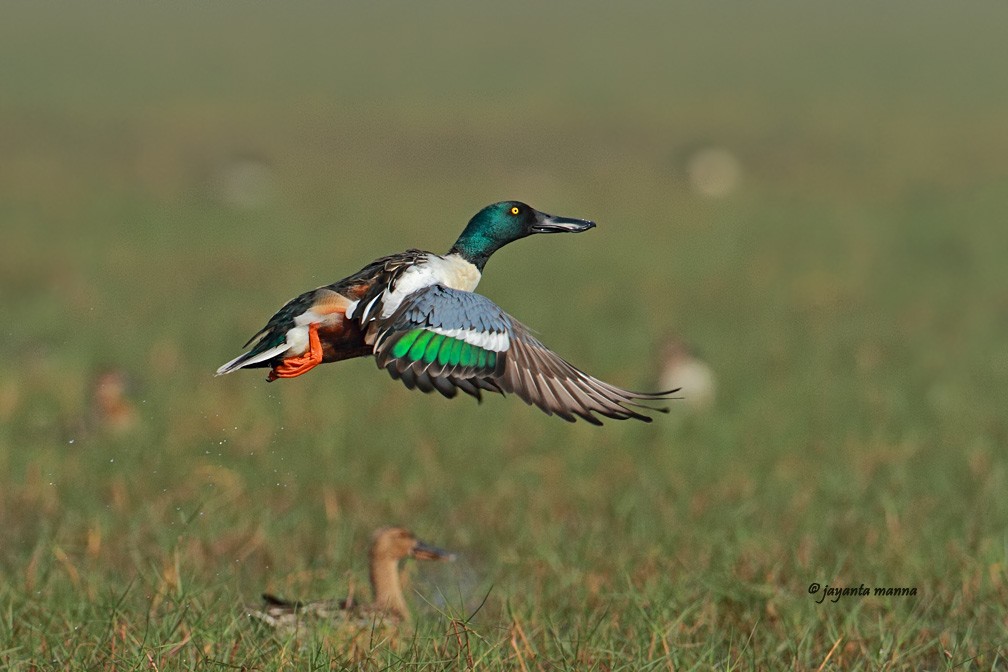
left=659, top=337, right=716, bottom=412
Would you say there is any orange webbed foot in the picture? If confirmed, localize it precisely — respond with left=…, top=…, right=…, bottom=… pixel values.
left=268, top=323, right=323, bottom=380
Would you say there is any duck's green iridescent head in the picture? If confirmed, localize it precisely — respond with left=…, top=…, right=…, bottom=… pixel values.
left=448, top=201, right=596, bottom=270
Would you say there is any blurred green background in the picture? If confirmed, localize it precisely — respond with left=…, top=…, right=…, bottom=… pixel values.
left=2, top=1, right=1007, bottom=669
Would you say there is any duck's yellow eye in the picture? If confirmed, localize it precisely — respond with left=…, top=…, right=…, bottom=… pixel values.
left=510, top=206, right=520, bottom=215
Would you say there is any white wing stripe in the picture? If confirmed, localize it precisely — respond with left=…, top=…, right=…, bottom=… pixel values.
left=427, top=326, right=510, bottom=352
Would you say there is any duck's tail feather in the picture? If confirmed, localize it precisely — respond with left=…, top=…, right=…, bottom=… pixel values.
left=215, top=342, right=291, bottom=376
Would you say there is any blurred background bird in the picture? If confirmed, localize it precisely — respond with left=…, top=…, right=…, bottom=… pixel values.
left=250, top=526, right=455, bottom=634
left=86, top=367, right=139, bottom=435
left=658, top=336, right=715, bottom=413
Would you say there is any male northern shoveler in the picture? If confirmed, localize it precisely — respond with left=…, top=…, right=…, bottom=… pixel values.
left=217, top=201, right=676, bottom=424
left=250, top=527, right=454, bottom=631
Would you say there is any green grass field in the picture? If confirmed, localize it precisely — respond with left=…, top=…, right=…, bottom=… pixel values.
left=2, top=2, right=1007, bottom=669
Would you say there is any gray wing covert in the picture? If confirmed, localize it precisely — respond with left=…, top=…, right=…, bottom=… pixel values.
left=371, top=285, right=512, bottom=399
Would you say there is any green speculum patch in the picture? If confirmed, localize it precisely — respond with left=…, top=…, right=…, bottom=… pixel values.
left=422, top=333, right=446, bottom=363
left=394, top=328, right=497, bottom=368
left=407, top=330, right=435, bottom=360
left=392, top=328, right=424, bottom=358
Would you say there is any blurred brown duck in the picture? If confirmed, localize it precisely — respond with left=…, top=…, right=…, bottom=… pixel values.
left=88, top=367, right=139, bottom=434
left=250, top=527, right=455, bottom=631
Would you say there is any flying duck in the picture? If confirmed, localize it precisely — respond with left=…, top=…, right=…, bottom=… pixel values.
left=217, top=201, right=675, bottom=424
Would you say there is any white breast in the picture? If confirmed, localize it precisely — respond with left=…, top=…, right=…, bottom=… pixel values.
left=378, top=253, right=481, bottom=318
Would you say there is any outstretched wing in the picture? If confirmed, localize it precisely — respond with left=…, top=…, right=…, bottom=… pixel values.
left=369, top=285, right=676, bottom=424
